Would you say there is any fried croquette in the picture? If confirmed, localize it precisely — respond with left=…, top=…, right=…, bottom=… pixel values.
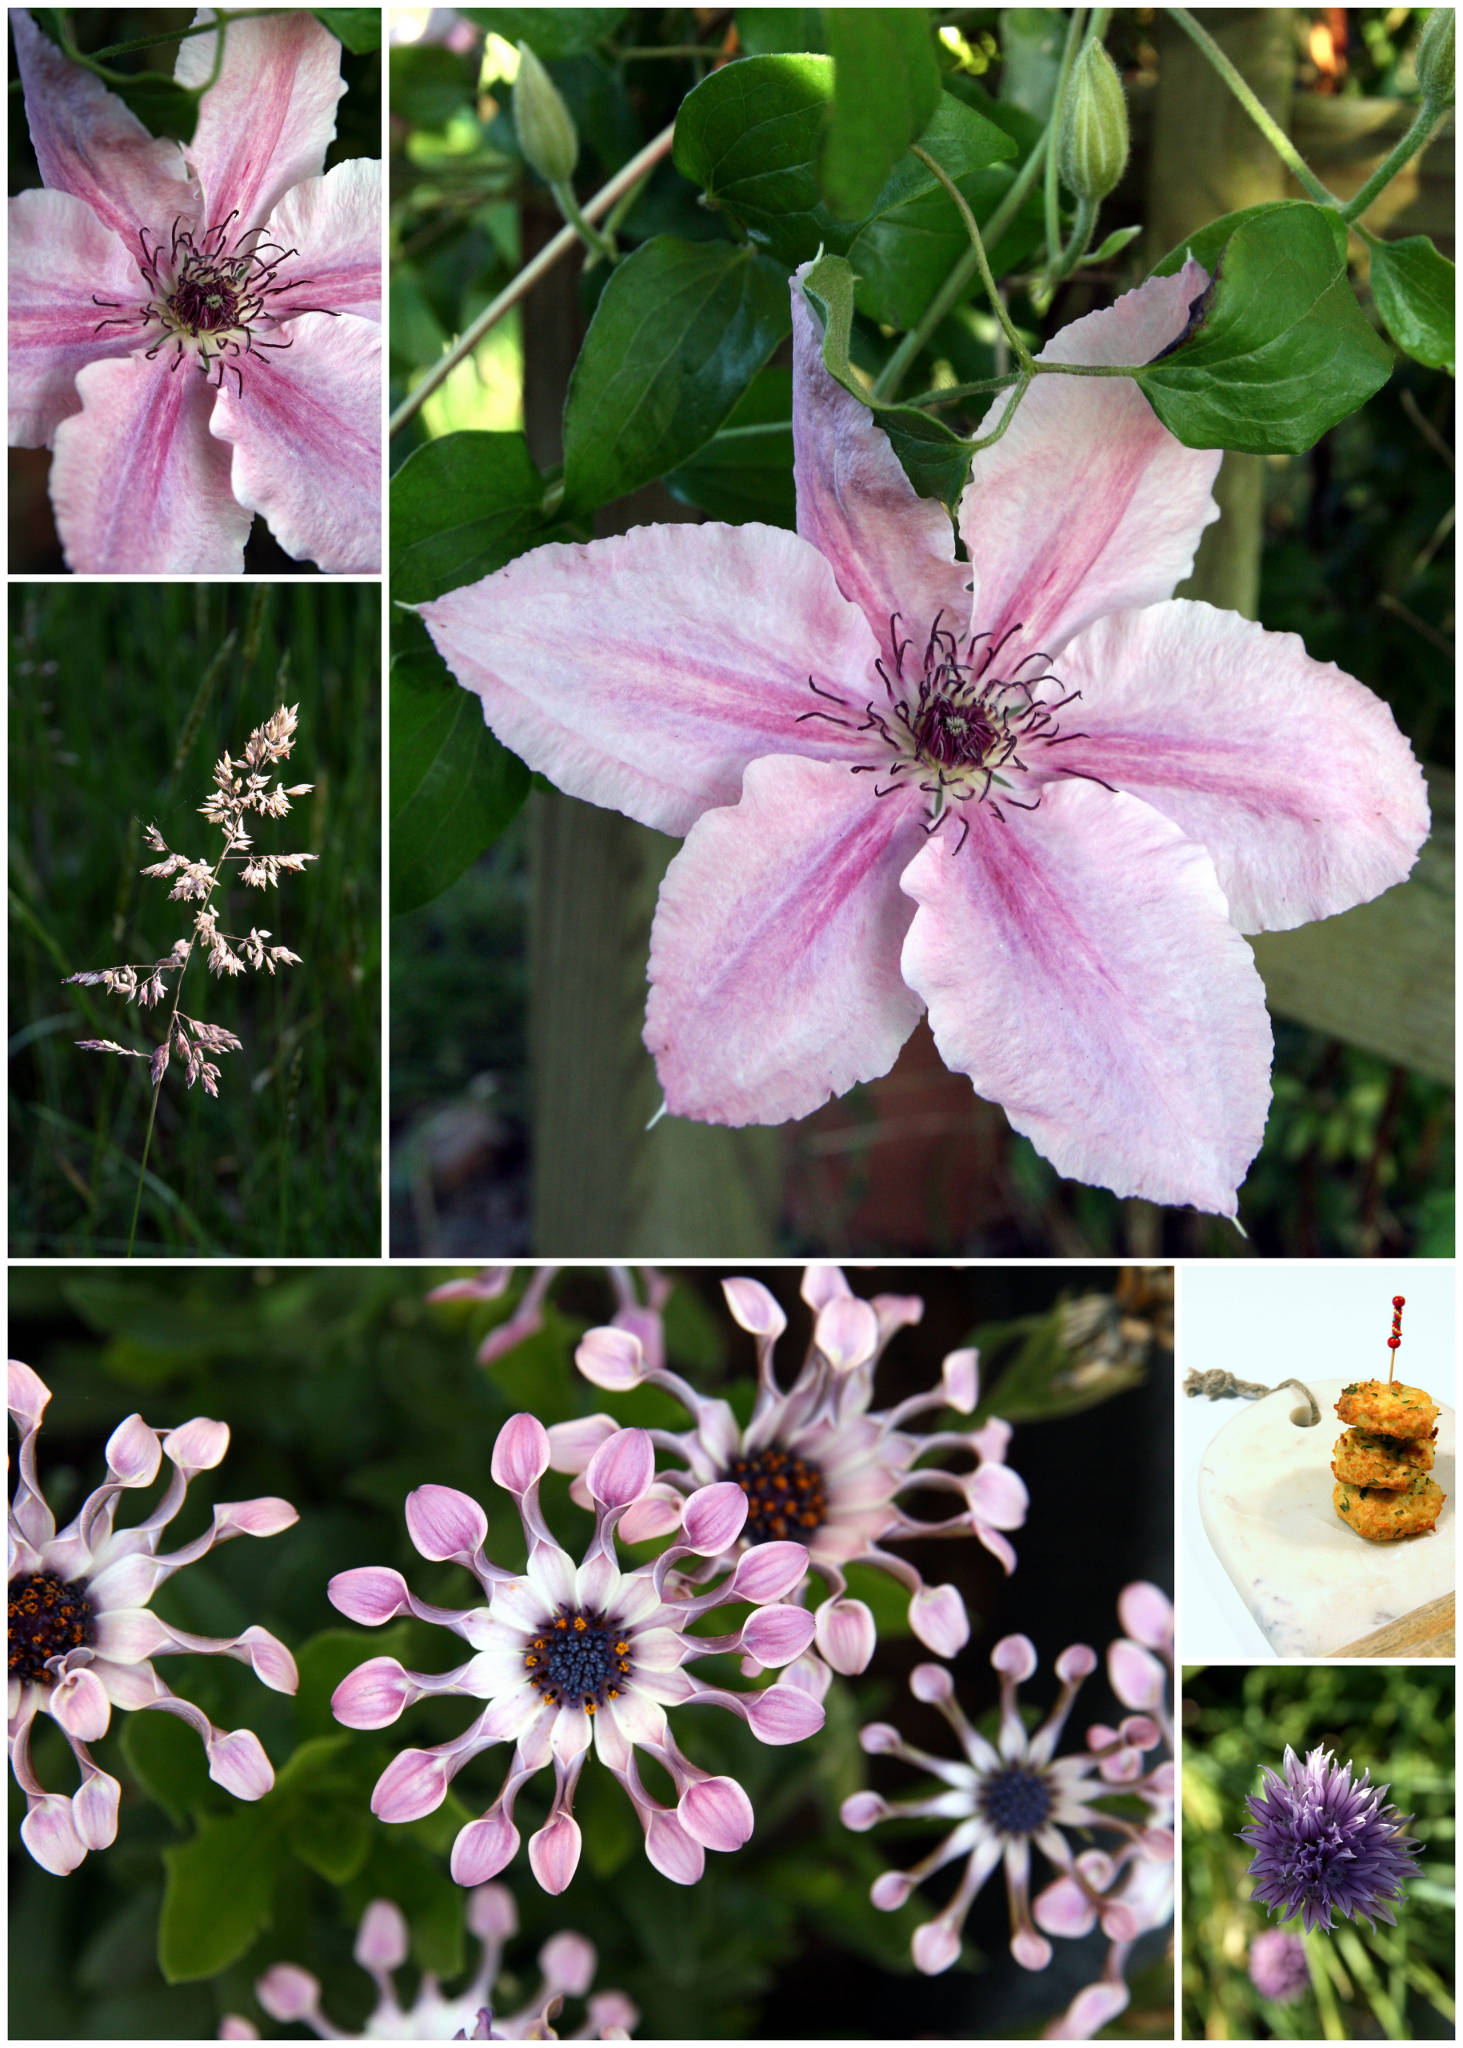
left=1331, top=1425, right=1437, bottom=1489
left=1333, top=1379, right=1440, bottom=1440
left=1333, top=1472, right=1445, bottom=1541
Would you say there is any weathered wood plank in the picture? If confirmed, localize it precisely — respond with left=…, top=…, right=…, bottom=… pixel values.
left=1334, top=1588, right=1454, bottom=1658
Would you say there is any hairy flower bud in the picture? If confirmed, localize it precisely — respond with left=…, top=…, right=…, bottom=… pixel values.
left=1058, top=41, right=1130, bottom=202
left=513, top=42, right=579, bottom=186
left=1416, top=8, right=1455, bottom=109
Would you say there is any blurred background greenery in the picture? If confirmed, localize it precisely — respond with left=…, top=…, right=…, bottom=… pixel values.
left=10, top=1261, right=1171, bottom=2038
left=388, top=7, right=1453, bottom=1258
left=8, top=583, right=381, bottom=1255
left=1182, top=1663, right=1456, bottom=2041
left=7, top=8, right=381, bottom=574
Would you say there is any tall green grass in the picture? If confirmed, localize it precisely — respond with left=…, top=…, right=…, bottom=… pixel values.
left=9, top=583, right=381, bottom=1254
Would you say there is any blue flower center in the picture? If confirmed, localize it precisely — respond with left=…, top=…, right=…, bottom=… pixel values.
left=980, top=1763, right=1053, bottom=1835
left=523, top=1609, right=632, bottom=1715
left=8, top=1570, right=95, bottom=1687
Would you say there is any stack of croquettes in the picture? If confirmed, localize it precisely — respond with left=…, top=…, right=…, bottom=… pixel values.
left=1331, top=1296, right=1445, bottom=1541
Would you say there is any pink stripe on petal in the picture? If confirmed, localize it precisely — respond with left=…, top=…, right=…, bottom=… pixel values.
left=452, top=1810, right=522, bottom=1885
left=813, top=1597, right=876, bottom=1676
left=329, top=1565, right=411, bottom=1625
left=372, top=1746, right=452, bottom=1823
left=547, top=1413, right=619, bottom=1471
left=722, top=1278, right=786, bottom=1338
left=262, top=158, right=382, bottom=322
left=492, top=1413, right=551, bottom=1493
left=645, top=755, right=927, bottom=1125
left=960, top=261, right=1221, bottom=659
left=207, top=1726, right=273, bottom=1800
left=679, top=1775, right=753, bottom=1853
left=529, top=1813, right=582, bottom=1894
left=8, top=1360, right=51, bottom=1427
left=941, top=1349, right=979, bottom=1413
left=1053, top=601, right=1430, bottom=933
left=176, top=9, right=345, bottom=229
left=355, top=1898, right=408, bottom=1970
left=1109, top=1639, right=1166, bottom=1712
left=20, top=1794, right=88, bottom=1876
left=743, top=1683, right=824, bottom=1745
left=791, top=270, right=972, bottom=663
left=900, top=784, right=1273, bottom=1216
left=11, top=11, right=192, bottom=244
left=49, top=1666, right=110, bottom=1742
left=7, top=191, right=146, bottom=448
left=163, top=1416, right=230, bottom=1471
left=332, top=1656, right=415, bottom=1730
left=729, top=1541, right=809, bottom=1604
left=104, top=1413, right=163, bottom=1487
left=211, top=311, right=380, bottom=572
left=216, top=1495, right=298, bottom=1537
left=575, top=1328, right=646, bottom=1391
left=911, top=1919, right=962, bottom=1974
left=681, top=1482, right=748, bottom=1555
left=91, top=1609, right=170, bottom=1664
left=966, top=1463, right=1029, bottom=1530
left=909, top=1583, right=970, bottom=1656
left=540, top=1931, right=596, bottom=1997
left=644, top=1811, right=705, bottom=1885
left=406, top=1484, right=488, bottom=1562
left=585, top=1428, right=654, bottom=1508
left=50, top=349, right=249, bottom=573
left=1118, top=1581, right=1173, bottom=1650
left=73, top=1767, right=121, bottom=1851
left=419, top=521, right=880, bottom=839
left=814, top=1295, right=879, bottom=1372
left=739, top=1604, right=816, bottom=1668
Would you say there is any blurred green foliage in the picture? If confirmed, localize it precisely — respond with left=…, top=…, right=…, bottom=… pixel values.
left=9, top=1261, right=1170, bottom=2039
left=1182, top=1664, right=1455, bottom=2040
left=8, top=583, right=381, bottom=1255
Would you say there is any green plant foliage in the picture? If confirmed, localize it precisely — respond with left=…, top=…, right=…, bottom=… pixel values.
left=463, top=9, right=625, bottom=60
left=1369, top=234, right=1456, bottom=373
left=391, top=648, right=532, bottom=915
left=819, top=8, right=942, bottom=218
left=391, top=432, right=554, bottom=605
left=561, top=237, right=792, bottom=514
left=314, top=9, right=382, bottom=53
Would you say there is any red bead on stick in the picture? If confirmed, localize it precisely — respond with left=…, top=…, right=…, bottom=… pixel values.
left=1387, top=1335, right=1402, bottom=1349
left=1393, top=1295, right=1406, bottom=1308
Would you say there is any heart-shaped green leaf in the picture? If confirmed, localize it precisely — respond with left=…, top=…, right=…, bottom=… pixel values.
left=1369, top=234, right=1455, bottom=374
left=819, top=8, right=940, bottom=218
left=391, top=646, right=531, bottom=915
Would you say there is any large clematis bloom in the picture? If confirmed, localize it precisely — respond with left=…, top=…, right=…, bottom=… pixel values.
left=7, top=1360, right=299, bottom=1875
left=9, top=8, right=380, bottom=572
left=422, top=264, right=1428, bottom=1217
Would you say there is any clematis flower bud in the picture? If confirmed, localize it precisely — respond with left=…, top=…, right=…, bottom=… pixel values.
left=1058, top=41, right=1131, bottom=202
left=1417, top=8, right=1455, bottom=109
left=514, top=43, right=580, bottom=186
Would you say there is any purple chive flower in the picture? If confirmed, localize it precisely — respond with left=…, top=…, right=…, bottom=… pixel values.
left=552, top=1266, right=1027, bottom=1688
left=219, top=1882, right=637, bottom=2040
left=843, top=1602, right=1174, bottom=1981
left=1240, top=1745, right=1422, bottom=1934
left=1248, top=1928, right=1310, bottom=2004
left=328, top=1414, right=824, bottom=1894
left=8, top=1360, right=299, bottom=1874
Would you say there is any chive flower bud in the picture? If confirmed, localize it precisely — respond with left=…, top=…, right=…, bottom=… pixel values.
left=1416, top=8, right=1455, bottom=110
left=513, top=42, right=579, bottom=186
left=1057, top=41, right=1131, bottom=203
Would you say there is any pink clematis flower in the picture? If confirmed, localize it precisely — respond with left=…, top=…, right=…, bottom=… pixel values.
left=7, top=1360, right=299, bottom=1875
left=221, top=1882, right=637, bottom=2041
left=553, top=1265, right=1026, bottom=1688
left=9, top=9, right=381, bottom=572
left=328, top=1414, right=824, bottom=1893
left=422, top=264, right=1428, bottom=1217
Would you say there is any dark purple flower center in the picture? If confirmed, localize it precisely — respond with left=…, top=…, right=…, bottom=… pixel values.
left=725, top=1444, right=827, bottom=1543
left=523, top=1608, right=632, bottom=1715
left=91, top=212, right=336, bottom=396
left=8, top=1570, right=95, bottom=1687
left=979, top=1762, right=1053, bottom=1835
left=799, top=610, right=1111, bottom=853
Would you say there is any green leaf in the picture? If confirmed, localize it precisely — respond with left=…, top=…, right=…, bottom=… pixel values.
left=674, top=54, right=859, bottom=266
left=1369, top=234, right=1455, bottom=373
left=1136, top=203, right=1393, bottom=454
left=120, top=1708, right=210, bottom=1825
left=293, top=1623, right=415, bottom=1740
left=158, top=1809, right=279, bottom=1982
left=997, top=6, right=1067, bottom=118
left=391, top=646, right=531, bottom=915
left=1086, top=222, right=1143, bottom=264
left=461, top=9, right=624, bottom=58
left=288, top=1800, right=370, bottom=1882
left=846, top=93, right=1016, bottom=328
left=1149, top=197, right=1338, bottom=280
left=666, top=366, right=796, bottom=528
left=104, top=71, right=201, bottom=143
left=737, top=8, right=824, bottom=55
left=313, top=8, right=382, bottom=51
left=390, top=43, right=479, bottom=128
left=561, top=237, right=790, bottom=514
left=800, top=251, right=971, bottom=506
left=819, top=8, right=940, bottom=219
left=391, top=430, right=549, bottom=604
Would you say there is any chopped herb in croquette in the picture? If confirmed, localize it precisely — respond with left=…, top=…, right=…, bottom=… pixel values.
left=1333, top=1379, right=1440, bottom=1440
left=1332, top=1476, right=1444, bottom=1541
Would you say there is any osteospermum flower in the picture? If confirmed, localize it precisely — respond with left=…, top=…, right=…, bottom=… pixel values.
left=555, top=1266, right=1026, bottom=1685
left=421, top=263, right=1427, bottom=1218
left=1248, top=1928, right=1310, bottom=2004
left=428, top=1266, right=669, bottom=1372
left=843, top=1609, right=1173, bottom=1979
left=10, top=9, right=381, bottom=571
left=329, top=1414, right=824, bottom=1893
left=7, top=1361, right=299, bottom=1875
left=1240, top=1746, right=1422, bottom=1933
left=220, top=1882, right=637, bottom=2041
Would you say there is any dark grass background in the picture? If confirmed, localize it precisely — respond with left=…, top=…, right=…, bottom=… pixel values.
left=9, top=1262, right=1172, bottom=2039
left=9, top=582, right=381, bottom=1255
left=7, top=8, right=381, bottom=574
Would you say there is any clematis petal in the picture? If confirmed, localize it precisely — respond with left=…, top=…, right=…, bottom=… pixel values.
left=900, top=782, right=1273, bottom=1217
left=261, top=158, right=382, bottom=323
left=644, top=754, right=928, bottom=1124
left=1049, top=600, right=1430, bottom=933
left=50, top=353, right=251, bottom=572
left=211, top=311, right=380, bottom=572
left=176, top=8, right=345, bottom=229
left=420, top=520, right=881, bottom=838
left=791, top=269, right=971, bottom=663
left=960, top=260, right=1221, bottom=658
left=7, top=190, right=147, bottom=448
left=10, top=9, right=192, bottom=244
